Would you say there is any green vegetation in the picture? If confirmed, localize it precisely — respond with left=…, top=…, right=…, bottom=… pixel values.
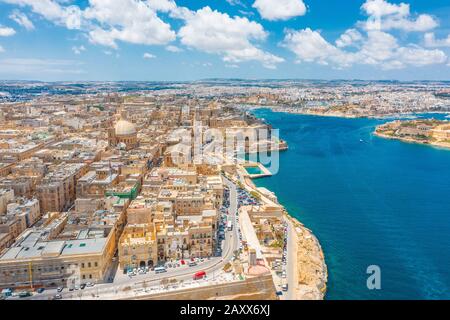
left=269, top=239, right=283, bottom=249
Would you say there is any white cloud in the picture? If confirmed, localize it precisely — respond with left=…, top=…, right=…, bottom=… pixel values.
left=178, top=6, right=284, bottom=69
left=336, top=29, right=363, bottom=48
left=0, top=46, right=4, bottom=53
left=362, top=0, right=409, bottom=17
left=1, top=0, right=177, bottom=48
left=2, top=0, right=83, bottom=30
left=9, top=10, right=34, bottom=30
left=0, top=26, right=16, bottom=37
left=226, top=0, right=245, bottom=6
left=252, top=0, right=306, bottom=21
left=146, top=0, right=177, bottom=12
left=72, top=45, right=86, bottom=55
left=283, top=28, right=358, bottom=67
left=424, top=33, right=450, bottom=48
left=143, top=52, right=156, bottom=59
left=282, top=1, right=446, bottom=70
left=361, top=0, right=438, bottom=32
left=282, top=28, right=446, bottom=70
left=84, top=0, right=176, bottom=49
left=165, top=45, right=183, bottom=53
left=394, top=46, right=447, bottom=68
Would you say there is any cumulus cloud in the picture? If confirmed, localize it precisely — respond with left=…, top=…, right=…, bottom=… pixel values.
left=0, top=26, right=16, bottom=37
left=165, top=45, right=183, bottom=53
left=282, top=28, right=446, bottom=70
left=424, top=33, right=450, bottom=48
left=1, top=0, right=177, bottom=48
left=282, top=28, right=358, bottom=67
left=143, top=52, right=156, bottom=59
left=360, top=0, right=438, bottom=32
left=335, top=29, right=363, bottom=48
left=1, top=0, right=445, bottom=72
left=252, top=0, right=306, bottom=21
left=2, top=0, right=83, bottom=30
left=282, top=1, right=446, bottom=70
left=9, top=10, right=35, bottom=30
left=72, top=45, right=86, bottom=55
left=0, top=0, right=283, bottom=68
left=178, top=6, right=284, bottom=68
left=84, top=0, right=176, bottom=48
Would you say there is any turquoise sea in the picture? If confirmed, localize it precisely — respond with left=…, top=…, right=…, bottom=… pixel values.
left=251, top=109, right=450, bottom=300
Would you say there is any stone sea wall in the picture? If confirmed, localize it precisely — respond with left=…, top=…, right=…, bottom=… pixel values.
left=288, top=215, right=328, bottom=300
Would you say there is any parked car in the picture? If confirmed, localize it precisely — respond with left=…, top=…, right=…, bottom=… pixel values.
left=154, top=266, right=167, bottom=274
left=36, top=288, right=45, bottom=294
left=19, top=291, right=32, bottom=298
left=57, top=287, right=64, bottom=293
left=53, top=294, right=62, bottom=300
left=282, top=284, right=289, bottom=291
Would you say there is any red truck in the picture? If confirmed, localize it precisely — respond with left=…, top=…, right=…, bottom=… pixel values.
left=193, top=271, right=206, bottom=280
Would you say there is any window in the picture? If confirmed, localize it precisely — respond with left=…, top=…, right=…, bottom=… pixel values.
left=81, top=263, right=85, bottom=268
left=94, top=262, right=98, bottom=267
left=88, top=262, right=91, bottom=268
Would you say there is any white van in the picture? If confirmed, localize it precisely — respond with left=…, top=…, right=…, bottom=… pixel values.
left=154, top=266, right=167, bottom=274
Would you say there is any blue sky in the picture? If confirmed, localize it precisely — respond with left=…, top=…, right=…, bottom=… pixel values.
left=0, top=0, right=449, bottom=81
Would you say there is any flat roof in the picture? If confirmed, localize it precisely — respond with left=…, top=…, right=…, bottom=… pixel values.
left=0, top=232, right=108, bottom=261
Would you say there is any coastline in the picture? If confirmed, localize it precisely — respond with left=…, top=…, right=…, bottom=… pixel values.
left=374, top=130, right=450, bottom=150
left=236, top=161, right=328, bottom=300
left=250, top=105, right=450, bottom=120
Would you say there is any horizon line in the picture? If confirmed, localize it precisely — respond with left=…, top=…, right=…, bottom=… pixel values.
left=1, top=78, right=450, bottom=83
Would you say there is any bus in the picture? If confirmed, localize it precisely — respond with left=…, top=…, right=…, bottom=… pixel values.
left=193, top=271, right=206, bottom=280
left=227, top=220, right=233, bottom=231
left=154, top=266, right=167, bottom=274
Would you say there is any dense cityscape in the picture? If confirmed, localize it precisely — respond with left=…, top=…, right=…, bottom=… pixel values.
left=0, top=80, right=449, bottom=300
left=1, top=0, right=450, bottom=307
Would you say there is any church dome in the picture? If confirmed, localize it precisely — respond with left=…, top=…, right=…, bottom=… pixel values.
left=115, top=119, right=136, bottom=136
